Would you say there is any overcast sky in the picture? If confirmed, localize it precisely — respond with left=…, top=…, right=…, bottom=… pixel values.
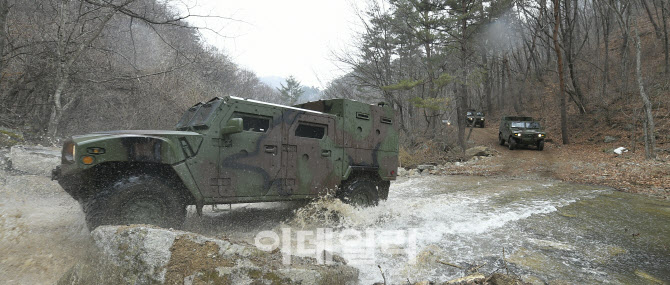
left=183, top=0, right=363, bottom=88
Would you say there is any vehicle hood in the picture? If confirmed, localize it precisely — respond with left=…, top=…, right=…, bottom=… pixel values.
left=72, top=130, right=201, bottom=143
left=68, top=130, right=203, bottom=165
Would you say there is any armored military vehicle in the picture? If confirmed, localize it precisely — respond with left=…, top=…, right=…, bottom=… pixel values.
left=466, top=110, right=485, bottom=128
left=498, top=116, right=546, bottom=150
left=52, top=96, right=399, bottom=229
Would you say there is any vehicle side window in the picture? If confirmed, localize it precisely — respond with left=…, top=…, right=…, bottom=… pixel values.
left=232, top=112, right=271, bottom=132
left=295, top=122, right=326, bottom=139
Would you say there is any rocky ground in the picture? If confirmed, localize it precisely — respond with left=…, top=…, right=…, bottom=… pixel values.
left=399, top=127, right=669, bottom=200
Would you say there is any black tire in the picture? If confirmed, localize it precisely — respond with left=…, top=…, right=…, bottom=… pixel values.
left=84, top=175, right=187, bottom=230
left=499, top=133, right=505, bottom=146
left=480, top=122, right=485, bottom=128
left=378, top=180, right=390, bottom=200
left=339, top=175, right=380, bottom=207
left=508, top=136, right=516, bottom=150
left=537, top=140, right=545, bottom=151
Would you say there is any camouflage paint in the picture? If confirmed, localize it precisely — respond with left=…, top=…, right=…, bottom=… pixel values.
left=55, top=96, right=399, bottom=207
left=499, top=116, right=546, bottom=146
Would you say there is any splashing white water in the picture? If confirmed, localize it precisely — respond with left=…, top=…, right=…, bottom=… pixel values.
left=280, top=176, right=597, bottom=284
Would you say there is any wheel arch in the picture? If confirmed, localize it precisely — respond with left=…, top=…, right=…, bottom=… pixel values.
left=76, top=161, right=196, bottom=205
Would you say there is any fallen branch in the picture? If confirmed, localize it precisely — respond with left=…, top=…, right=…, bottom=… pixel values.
left=378, top=265, right=387, bottom=285
left=503, top=247, right=509, bottom=275
left=467, top=262, right=487, bottom=273
left=437, top=260, right=464, bottom=269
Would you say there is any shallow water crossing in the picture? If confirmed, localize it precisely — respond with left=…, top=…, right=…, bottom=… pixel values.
left=189, top=175, right=670, bottom=284
left=3, top=172, right=668, bottom=284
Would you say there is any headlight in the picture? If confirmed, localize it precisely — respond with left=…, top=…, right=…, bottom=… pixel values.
left=62, top=141, right=75, bottom=163
left=514, top=133, right=521, bottom=137
left=538, top=134, right=545, bottom=137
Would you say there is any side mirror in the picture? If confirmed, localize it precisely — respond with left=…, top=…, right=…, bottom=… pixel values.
left=222, top=118, right=243, bottom=135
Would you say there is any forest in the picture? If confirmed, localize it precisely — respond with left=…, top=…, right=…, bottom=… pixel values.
left=325, top=0, right=669, bottom=160
left=1, top=0, right=669, bottom=160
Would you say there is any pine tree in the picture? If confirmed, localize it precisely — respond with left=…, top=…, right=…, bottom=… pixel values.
left=277, top=76, right=305, bottom=105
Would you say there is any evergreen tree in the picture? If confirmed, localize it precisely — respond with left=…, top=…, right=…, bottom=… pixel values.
left=277, top=76, right=305, bottom=105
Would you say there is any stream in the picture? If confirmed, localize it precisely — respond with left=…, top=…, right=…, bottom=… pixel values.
left=2, top=174, right=669, bottom=284
left=187, top=175, right=670, bottom=284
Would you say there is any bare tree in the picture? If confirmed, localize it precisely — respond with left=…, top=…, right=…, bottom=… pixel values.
left=633, top=21, right=656, bottom=159
left=552, top=0, right=569, bottom=144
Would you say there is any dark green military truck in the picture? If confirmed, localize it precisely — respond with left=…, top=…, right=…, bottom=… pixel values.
left=52, top=96, right=399, bottom=229
left=498, top=116, right=546, bottom=151
left=466, top=110, right=485, bottom=128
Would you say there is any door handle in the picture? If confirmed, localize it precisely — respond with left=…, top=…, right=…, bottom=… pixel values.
left=265, top=145, right=277, bottom=153
left=321, top=150, right=331, bottom=157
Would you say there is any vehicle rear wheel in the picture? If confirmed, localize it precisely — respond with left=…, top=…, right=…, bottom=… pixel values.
left=499, top=133, right=505, bottom=146
left=508, top=136, right=516, bottom=150
left=339, top=175, right=380, bottom=207
left=84, top=175, right=187, bottom=231
left=537, top=140, right=545, bottom=151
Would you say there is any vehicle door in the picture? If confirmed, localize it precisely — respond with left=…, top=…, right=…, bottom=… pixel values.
left=217, top=108, right=283, bottom=198
left=282, top=112, right=339, bottom=196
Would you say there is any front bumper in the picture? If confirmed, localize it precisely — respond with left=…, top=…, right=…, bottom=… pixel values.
left=51, top=166, right=61, bottom=181
left=52, top=165, right=86, bottom=201
left=512, top=137, right=544, bottom=145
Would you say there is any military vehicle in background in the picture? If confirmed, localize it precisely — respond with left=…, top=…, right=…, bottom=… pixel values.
left=498, top=116, right=546, bottom=151
left=466, top=110, right=485, bottom=128
left=52, top=96, right=399, bottom=230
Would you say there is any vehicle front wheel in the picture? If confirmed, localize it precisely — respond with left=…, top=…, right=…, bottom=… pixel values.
left=499, top=133, right=505, bottom=146
left=84, top=175, right=187, bottom=230
left=537, top=140, right=545, bottom=151
left=339, top=175, right=380, bottom=207
left=508, top=136, right=516, bottom=150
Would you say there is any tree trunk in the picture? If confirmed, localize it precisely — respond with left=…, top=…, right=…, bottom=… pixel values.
left=481, top=51, right=492, bottom=114
left=553, top=0, right=569, bottom=144
left=634, top=26, right=656, bottom=159
left=641, top=0, right=663, bottom=39
left=47, top=1, right=116, bottom=137
left=0, top=0, right=8, bottom=73
left=602, top=5, right=611, bottom=100
left=662, top=0, right=669, bottom=75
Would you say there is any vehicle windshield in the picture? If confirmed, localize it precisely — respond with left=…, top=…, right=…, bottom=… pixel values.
left=175, top=98, right=223, bottom=130
left=511, top=121, right=541, bottom=129
left=476, top=112, right=484, bottom=116
left=466, top=111, right=473, bottom=116
left=176, top=104, right=201, bottom=129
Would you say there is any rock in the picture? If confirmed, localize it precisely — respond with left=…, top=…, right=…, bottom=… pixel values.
left=58, top=225, right=358, bottom=285
left=487, top=273, right=523, bottom=285
left=614, top=147, right=628, bottom=155
left=409, top=169, right=420, bottom=177
left=604, top=136, right=619, bottom=143
left=8, top=145, right=61, bottom=176
left=465, top=146, right=493, bottom=157
left=0, top=148, right=9, bottom=170
left=443, top=273, right=485, bottom=284
left=417, top=164, right=436, bottom=171
left=397, top=167, right=409, bottom=177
